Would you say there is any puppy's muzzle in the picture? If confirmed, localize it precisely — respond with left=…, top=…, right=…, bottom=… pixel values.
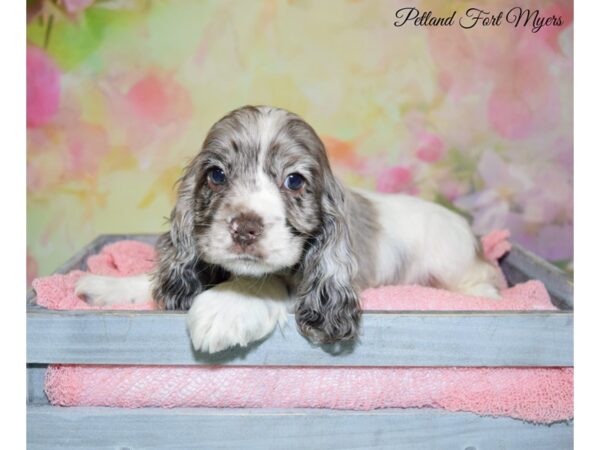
left=229, top=213, right=264, bottom=248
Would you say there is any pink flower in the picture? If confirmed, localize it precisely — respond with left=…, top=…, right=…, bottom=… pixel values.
left=439, top=179, right=468, bottom=202
left=487, top=26, right=562, bottom=140
left=534, top=4, right=574, bottom=53
left=488, top=85, right=535, bottom=140
left=415, top=131, right=445, bottom=163
left=27, top=46, right=60, bottom=128
left=376, top=166, right=413, bottom=193
left=63, top=0, right=94, bottom=15
left=125, top=73, right=193, bottom=126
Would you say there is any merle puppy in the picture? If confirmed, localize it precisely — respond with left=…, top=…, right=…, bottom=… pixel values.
left=76, top=105, right=501, bottom=352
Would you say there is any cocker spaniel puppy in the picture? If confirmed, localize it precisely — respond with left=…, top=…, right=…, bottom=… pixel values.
left=76, top=105, right=501, bottom=353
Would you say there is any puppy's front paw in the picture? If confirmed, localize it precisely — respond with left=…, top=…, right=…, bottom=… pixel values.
left=75, top=274, right=117, bottom=306
left=75, top=274, right=151, bottom=307
left=186, top=278, right=289, bottom=353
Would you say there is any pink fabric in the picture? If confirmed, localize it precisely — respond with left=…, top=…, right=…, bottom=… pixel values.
left=45, top=366, right=572, bottom=424
left=361, top=280, right=552, bottom=311
left=33, top=231, right=573, bottom=423
left=86, top=239, right=156, bottom=276
left=34, top=240, right=157, bottom=311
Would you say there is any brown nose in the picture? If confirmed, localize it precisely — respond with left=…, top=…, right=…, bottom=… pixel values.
left=230, top=214, right=264, bottom=247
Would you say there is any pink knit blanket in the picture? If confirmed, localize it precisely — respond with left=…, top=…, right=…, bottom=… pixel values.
left=33, top=231, right=573, bottom=423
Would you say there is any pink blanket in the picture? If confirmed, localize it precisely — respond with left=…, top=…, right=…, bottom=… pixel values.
left=33, top=231, right=573, bottom=423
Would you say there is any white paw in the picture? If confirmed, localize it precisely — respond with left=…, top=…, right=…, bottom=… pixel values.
left=467, top=283, right=503, bottom=300
left=186, top=277, right=290, bottom=353
left=75, top=274, right=152, bottom=306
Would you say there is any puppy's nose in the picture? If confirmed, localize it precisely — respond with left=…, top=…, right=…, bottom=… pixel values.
left=230, top=214, right=264, bottom=246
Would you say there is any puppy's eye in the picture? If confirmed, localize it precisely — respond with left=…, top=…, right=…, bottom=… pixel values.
left=284, top=173, right=305, bottom=191
left=208, top=167, right=226, bottom=185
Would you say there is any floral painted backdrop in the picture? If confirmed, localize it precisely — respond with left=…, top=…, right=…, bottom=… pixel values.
left=26, top=0, right=573, bottom=282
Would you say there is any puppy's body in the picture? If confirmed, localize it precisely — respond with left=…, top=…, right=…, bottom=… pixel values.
left=76, top=106, right=501, bottom=352
left=352, top=189, right=500, bottom=298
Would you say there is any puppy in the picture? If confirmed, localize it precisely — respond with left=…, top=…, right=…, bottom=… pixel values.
left=76, top=105, right=501, bottom=353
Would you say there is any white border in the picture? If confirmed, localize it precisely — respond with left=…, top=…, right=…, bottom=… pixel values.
left=12, top=1, right=587, bottom=448
left=2, top=1, right=25, bottom=449
left=574, top=0, right=599, bottom=447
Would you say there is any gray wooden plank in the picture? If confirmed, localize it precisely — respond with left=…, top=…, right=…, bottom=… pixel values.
left=26, top=364, right=49, bottom=405
left=94, top=233, right=159, bottom=247
left=26, top=310, right=573, bottom=366
left=501, top=244, right=573, bottom=310
left=26, top=405, right=573, bottom=450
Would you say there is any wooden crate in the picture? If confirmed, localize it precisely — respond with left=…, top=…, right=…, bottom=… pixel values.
left=26, top=234, right=574, bottom=449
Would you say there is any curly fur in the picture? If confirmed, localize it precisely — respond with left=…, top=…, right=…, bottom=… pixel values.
left=151, top=158, right=229, bottom=310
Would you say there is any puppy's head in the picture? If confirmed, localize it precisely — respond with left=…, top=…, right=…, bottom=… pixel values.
left=190, top=106, right=327, bottom=276
left=154, top=105, right=361, bottom=343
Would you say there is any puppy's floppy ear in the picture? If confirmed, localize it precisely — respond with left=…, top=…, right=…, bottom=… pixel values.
left=295, top=174, right=362, bottom=344
left=152, top=159, right=228, bottom=310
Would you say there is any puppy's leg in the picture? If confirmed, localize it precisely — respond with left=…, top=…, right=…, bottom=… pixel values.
left=445, top=258, right=503, bottom=299
left=187, top=276, right=290, bottom=353
left=75, top=274, right=153, bottom=306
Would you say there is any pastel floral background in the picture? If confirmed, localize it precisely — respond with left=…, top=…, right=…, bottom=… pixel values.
left=26, top=0, right=573, bottom=283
